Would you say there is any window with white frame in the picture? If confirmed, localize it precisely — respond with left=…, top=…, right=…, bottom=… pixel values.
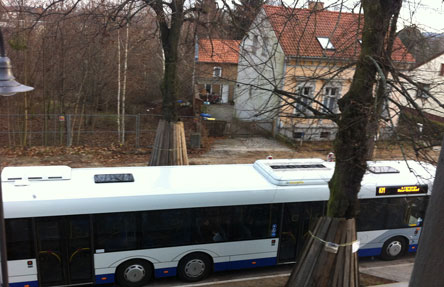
left=316, top=37, right=335, bottom=50
left=322, top=87, right=339, bottom=113
left=294, top=85, right=314, bottom=115
left=213, top=66, right=222, bottom=77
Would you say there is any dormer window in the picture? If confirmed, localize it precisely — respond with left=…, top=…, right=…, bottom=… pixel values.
left=213, top=66, right=222, bottom=77
left=317, top=37, right=335, bottom=50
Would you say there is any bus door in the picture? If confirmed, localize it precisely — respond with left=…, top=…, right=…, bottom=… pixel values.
left=278, top=203, right=304, bottom=263
left=35, top=215, right=93, bottom=286
left=278, top=202, right=323, bottom=263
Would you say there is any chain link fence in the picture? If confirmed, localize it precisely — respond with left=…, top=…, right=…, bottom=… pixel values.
left=0, top=114, right=201, bottom=148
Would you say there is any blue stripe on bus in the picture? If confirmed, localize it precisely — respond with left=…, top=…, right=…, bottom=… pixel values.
left=357, top=248, right=382, bottom=257
left=408, top=244, right=418, bottom=253
left=95, top=273, right=115, bottom=284
left=155, top=257, right=278, bottom=278
left=155, top=267, right=177, bottom=278
left=215, top=257, right=277, bottom=271
left=10, top=281, right=39, bottom=287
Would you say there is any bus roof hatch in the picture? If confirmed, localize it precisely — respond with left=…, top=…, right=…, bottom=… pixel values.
left=253, top=158, right=333, bottom=186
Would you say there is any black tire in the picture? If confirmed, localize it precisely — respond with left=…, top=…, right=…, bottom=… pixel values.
left=116, top=259, right=153, bottom=287
left=381, top=236, right=407, bottom=260
left=177, top=253, right=212, bottom=282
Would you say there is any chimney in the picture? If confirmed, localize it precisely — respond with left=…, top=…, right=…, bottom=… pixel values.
left=308, top=1, right=324, bottom=11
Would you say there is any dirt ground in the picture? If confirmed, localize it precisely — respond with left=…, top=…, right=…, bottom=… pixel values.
left=0, top=136, right=439, bottom=167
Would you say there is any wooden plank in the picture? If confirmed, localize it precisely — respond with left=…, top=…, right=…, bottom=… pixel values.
left=286, top=217, right=323, bottom=286
left=180, top=121, right=189, bottom=165
left=342, top=219, right=353, bottom=287
left=332, top=221, right=347, bottom=287
left=313, top=217, right=342, bottom=286
left=286, top=218, right=322, bottom=286
left=289, top=217, right=332, bottom=287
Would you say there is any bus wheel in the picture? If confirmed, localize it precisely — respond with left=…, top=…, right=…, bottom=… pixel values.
left=381, top=236, right=407, bottom=260
left=116, top=259, right=153, bottom=287
left=178, top=253, right=212, bottom=282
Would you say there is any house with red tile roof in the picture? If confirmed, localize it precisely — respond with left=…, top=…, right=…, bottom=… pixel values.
left=234, top=2, right=415, bottom=141
left=195, top=38, right=240, bottom=104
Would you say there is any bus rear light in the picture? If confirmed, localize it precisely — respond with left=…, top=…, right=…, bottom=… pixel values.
left=163, top=270, right=169, bottom=274
left=251, top=261, right=256, bottom=265
left=101, top=277, right=107, bottom=281
left=25, top=285, right=30, bottom=287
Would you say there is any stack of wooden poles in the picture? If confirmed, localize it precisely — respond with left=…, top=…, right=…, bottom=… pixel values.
left=286, top=217, right=359, bottom=287
left=149, top=119, right=189, bottom=166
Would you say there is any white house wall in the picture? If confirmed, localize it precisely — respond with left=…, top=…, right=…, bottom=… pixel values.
left=407, top=54, right=444, bottom=119
left=234, top=9, right=285, bottom=121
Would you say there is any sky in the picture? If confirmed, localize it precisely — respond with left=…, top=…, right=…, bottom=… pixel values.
left=301, top=0, right=444, bottom=33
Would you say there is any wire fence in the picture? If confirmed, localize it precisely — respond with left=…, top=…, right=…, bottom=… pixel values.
left=0, top=114, right=201, bottom=148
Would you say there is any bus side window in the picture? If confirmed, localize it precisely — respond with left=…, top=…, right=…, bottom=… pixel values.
left=94, top=213, right=138, bottom=252
left=6, top=218, right=34, bottom=260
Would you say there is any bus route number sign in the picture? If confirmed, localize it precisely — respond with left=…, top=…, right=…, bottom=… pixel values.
left=376, top=185, right=428, bottom=196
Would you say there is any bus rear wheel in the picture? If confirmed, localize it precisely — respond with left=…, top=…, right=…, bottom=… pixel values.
left=381, top=236, right=407, bottom=260
left=178, top=253, right=212, bottom=282
left=116, top=259, right=153, bottom=287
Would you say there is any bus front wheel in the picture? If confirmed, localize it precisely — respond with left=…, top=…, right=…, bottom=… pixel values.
left=178, top=253, right=212, bottom=282
left=381, top=236, right=407, bottom=260
left=116, top=259, right=153, bottom=287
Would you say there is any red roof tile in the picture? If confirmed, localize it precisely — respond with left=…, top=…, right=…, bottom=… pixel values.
left=264, top=5, right=415, bottom=63
left=198, top=39, right=241, bottom=64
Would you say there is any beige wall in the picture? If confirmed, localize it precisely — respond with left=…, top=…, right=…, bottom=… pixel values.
left=277, top=59, right=355, bottom=140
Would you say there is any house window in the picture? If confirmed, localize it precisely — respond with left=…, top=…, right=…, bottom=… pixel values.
left=213, top=66, right=222, bottom=77
left=440, top=63, right=444, bottom=76
left=416, top=83, right=430, bottom=99
left=320, top=131, right=330, bottom=139
left=205, top=84, right=212, bottom=94
left=293, top=132, right=304, bottom=139
left=294, top=86, right=313, bottom=115
left=322, top=87, right=339, bottom=113
left=316, top=37, right=335, bottom=50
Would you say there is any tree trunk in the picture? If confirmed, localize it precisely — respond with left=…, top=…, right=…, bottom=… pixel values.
left=148, top=0, right=188, bottom=166
left=287, top=1, right=402, bottom=285
left=121, top=23, right=129, bottom=145
left=409, top=137, right=444, bottom=286
left=328, top=0, right=401, bottom=219
left=117, top=29, right=121, bottom=144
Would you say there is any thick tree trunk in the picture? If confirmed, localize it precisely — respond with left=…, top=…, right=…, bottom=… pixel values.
left=287, top=1, right=402, bottom=286
left=409, top=137, right=444, bottom=286
left=147, top=0, right=188, bottom=166
left=328, top=0, right=401, bottom=219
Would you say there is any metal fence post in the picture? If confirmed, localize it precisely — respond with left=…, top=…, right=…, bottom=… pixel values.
left=66, top=114, right=72, bottom=147
left=136, top=114, right=140, bottom=148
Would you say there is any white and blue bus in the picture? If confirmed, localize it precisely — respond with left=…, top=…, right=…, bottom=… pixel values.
left=1, top=158, right=434, bottom=287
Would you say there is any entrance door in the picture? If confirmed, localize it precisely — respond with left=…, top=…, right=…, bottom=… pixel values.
left=221, top=85, right=229, bottom=103
left=277, top=202, right=325, bottom=263
left=278, top=203, right=304, bottom=263
left=35, top=216, right=93, bottom=286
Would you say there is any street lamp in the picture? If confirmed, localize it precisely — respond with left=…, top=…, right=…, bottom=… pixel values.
left=0, top=28, right=34, bottom=287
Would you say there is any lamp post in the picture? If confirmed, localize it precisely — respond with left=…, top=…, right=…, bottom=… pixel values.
left=0, top=28, right=33, bottom=287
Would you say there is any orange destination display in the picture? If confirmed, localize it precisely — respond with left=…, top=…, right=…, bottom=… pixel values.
left=376, top=185, right=428, bottom=196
